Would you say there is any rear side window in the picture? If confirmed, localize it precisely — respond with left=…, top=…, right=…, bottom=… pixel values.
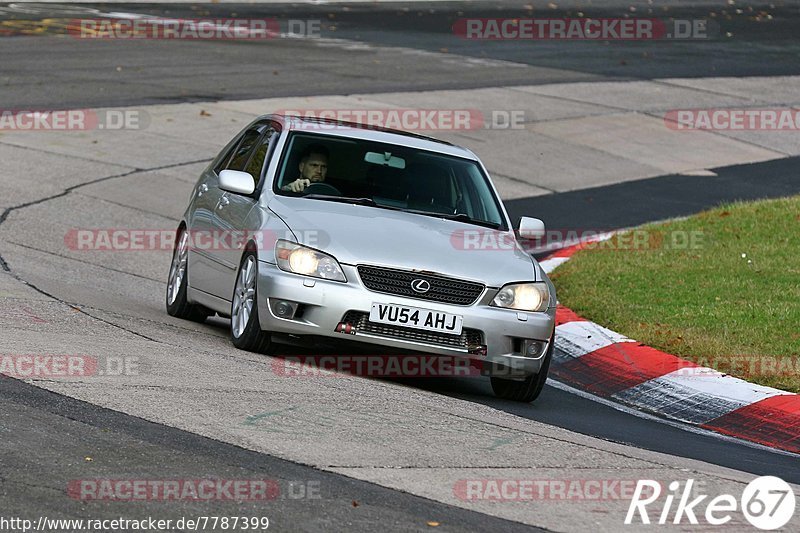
left=213, top=123, right=280, bottom=191
left=244, top=129, right=277, bottom=188
left=226, top=129, right=263, bottom=171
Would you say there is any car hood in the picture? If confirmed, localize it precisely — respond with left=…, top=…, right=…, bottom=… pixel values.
left=268, top=196, right=538, bottom=287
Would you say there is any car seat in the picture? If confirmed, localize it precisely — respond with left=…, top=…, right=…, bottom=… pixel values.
left=405, top=162, right=454, bottom=214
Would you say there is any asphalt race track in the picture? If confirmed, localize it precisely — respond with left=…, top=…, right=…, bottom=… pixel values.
left=1, top=1, right=800, bottom=531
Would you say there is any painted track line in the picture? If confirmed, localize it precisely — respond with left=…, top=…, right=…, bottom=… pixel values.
left=541, top=238, right=800, bottom=454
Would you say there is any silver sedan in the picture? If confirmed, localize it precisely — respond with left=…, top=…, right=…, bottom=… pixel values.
left=166, top=115, right=556, bottom=402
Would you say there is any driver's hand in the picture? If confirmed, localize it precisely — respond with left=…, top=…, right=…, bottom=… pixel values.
left=287, top=179, right=310, bottom=193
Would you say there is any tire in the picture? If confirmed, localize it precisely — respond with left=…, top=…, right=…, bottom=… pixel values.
left=490, top=335, right=554, bottom=403
left=230, top=251, right=272, bottom=353
left=166, top=228, right=211, bottom=322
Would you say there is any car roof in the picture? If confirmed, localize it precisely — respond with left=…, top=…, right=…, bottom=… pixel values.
left=265, top=114, right=479, bottom=160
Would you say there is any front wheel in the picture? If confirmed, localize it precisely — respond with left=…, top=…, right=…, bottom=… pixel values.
left=166, top=228, right=210, bottom=322
left=230, top=251, right=272, bottom=353
left=490, top=337, right=553, bottom=403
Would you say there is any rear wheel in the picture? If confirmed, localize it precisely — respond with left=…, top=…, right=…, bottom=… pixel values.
left=166, top=228, right=210, bottom=322
left=230, top=251, right=272, bottom=353
left=490, top=336, right=553, bottom=403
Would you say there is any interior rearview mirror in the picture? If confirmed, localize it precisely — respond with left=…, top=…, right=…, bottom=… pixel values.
left=518, top=217, right=546, bottom=239
left=364, top=151, right=406, bottom=169
left=219, top=169, right=255, bottom=195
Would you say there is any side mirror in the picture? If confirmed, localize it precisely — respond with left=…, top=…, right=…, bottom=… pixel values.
left=518, top=217, right=545, bottom=239
left=219, top=169, right=255, bottom=195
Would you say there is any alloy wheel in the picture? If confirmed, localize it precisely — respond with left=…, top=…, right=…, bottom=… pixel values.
left=231, top=255, right=256, bottom=338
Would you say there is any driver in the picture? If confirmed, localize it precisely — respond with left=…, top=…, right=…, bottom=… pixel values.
left=282, top=144, right=329, bottom=193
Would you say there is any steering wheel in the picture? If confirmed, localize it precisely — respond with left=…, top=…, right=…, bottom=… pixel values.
left=304, top=182, right=342, bottom=196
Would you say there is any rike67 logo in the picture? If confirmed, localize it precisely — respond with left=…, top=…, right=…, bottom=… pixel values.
left=626, top=476, right=796, bottom=530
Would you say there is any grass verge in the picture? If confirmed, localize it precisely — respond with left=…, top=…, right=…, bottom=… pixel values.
left=550, top=195, right=800, bottom=393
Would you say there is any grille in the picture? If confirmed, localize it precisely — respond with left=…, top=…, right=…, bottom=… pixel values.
left=341, top=311, right=483, bottom=350
left=357, top=265, right=484, bottom=305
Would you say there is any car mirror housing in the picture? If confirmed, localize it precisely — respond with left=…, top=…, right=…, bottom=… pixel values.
left=219, top=169, right=256, bottom=195
left=518, top=217, right=545, bottom=239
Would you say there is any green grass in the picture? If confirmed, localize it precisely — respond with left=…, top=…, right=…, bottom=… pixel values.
left=551, top=195, right=800, bottom=393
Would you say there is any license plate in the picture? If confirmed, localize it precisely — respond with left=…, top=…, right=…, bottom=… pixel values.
left=369, top=303, right=463, bottom=335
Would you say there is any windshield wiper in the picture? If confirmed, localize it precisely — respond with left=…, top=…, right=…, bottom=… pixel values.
left=304, top=195, right=380, bottom=207
left=406, top=210, right=503, bottom=229
left=304, top=195, right=413, bottom=213
left=303, top=196, right=503, bottom=229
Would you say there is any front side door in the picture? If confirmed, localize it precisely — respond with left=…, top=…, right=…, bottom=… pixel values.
left=208, top=124, right=279, bottom=300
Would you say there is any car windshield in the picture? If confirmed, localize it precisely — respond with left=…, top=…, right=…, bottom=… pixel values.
left=274, top=132, right=506, bottom=228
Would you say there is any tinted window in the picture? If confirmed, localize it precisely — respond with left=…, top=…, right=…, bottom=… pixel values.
left=244, top=129, right=276, bottom=187
left=226, top=129, right=262, bottom=171
left=213, top=139, right=240, bottom=174
left=275, top=132, right=505, bottom=228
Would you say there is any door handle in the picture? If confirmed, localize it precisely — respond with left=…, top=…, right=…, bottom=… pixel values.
left=218, top=196, right=230, bottom=209
left=197, top=183, right=208, bottom=197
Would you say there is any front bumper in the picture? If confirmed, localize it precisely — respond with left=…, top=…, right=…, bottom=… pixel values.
left=256, top=262, right=555, bottom=378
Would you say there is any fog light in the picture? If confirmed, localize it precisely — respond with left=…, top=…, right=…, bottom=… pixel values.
left=269, top=299, right=299, bottom=319
left=522, top=340, right=546, bottom=358
left=468, top=344, right=488, bottom=356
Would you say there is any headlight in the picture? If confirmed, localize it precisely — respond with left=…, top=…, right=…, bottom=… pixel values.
left=491, top=283, right=550, bottom=312
left=275, top=240, right=346, bottom=282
